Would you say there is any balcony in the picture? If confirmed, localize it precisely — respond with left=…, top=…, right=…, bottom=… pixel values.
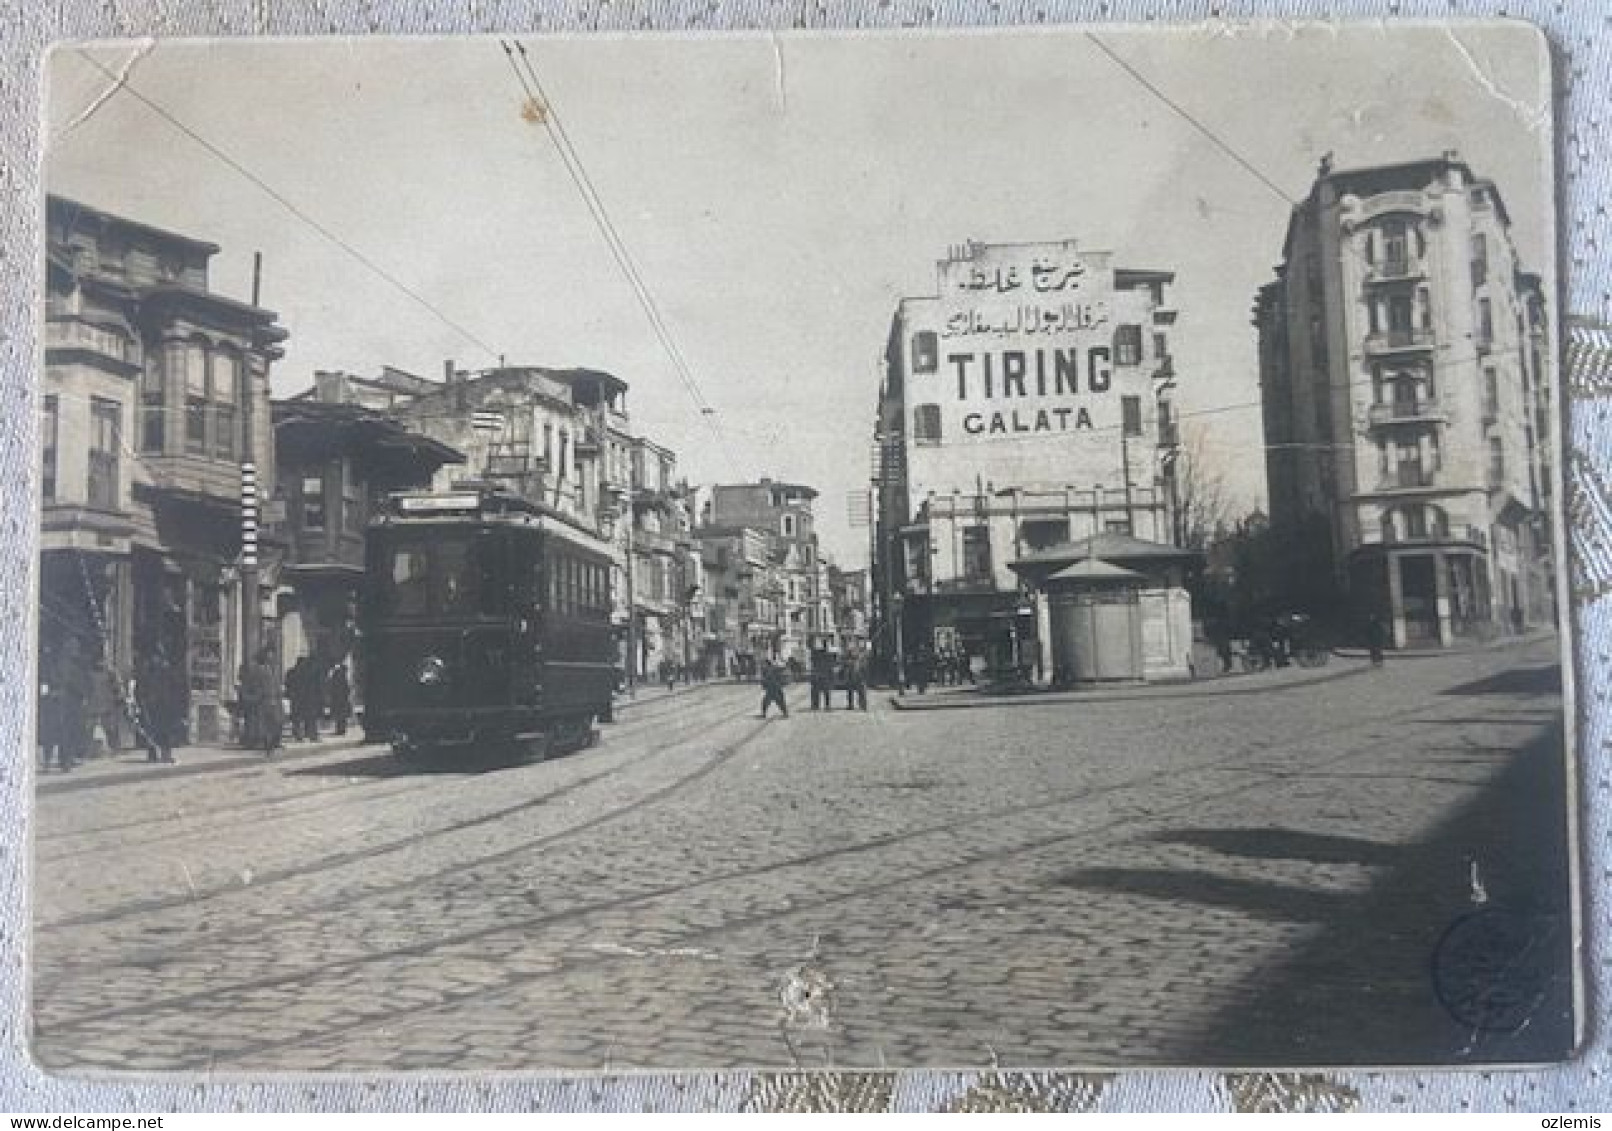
left=45, top=318, right=139, bottom=371
left=1367, top=398, right=1448, bottom=428
left=1377, top=466, right=1438, bottom=493
left=1363, top=328, right=1435, bottom=357
left=1365, top=256, right=1426, bottom=284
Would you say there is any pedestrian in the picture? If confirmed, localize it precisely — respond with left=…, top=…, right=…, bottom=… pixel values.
left=911, top=646, right=932, bottom=695
left=37, top=669, right=62, bottom=773
left=237, top=658, right=260, bottom=749
left=1366, top=612, right=1387, bottom=668
left=759, top=658, right=789, bottom=719
left=137, top=649, right=185, bottom=764
left=957, top=641, right=975, bottom=685
left=51, top=641, right=91, bottom=772
left=808, top=643, right=834, bottom=711
left=844, top=647, right=868, bottom=711
left=242, top=648, right=282, bottom=756
left=287, top=654, right=322, bottom=742
left=86, top=653, right=122, bottom=757
left=327, top=660, right=352, bottom=737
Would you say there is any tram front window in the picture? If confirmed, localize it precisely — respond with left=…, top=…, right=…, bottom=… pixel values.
left=377, top=533, right=497, bottom=618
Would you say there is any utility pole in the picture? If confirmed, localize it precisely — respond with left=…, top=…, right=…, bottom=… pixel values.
left=241, top=250, right=265, bottom=672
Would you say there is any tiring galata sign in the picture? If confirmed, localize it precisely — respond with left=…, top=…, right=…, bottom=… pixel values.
left=947, top=346, right=1113, bottom=400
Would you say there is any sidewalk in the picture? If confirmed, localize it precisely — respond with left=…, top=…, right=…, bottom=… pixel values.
left=36, top=732, right=371, bottom=795
left=889, top=656, right=1371, bottom=711
left=1333, top=625, right=1559, bottom=660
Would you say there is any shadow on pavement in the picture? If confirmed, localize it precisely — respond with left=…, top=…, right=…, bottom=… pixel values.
left=283, top=749, right=508, bottom=778
left=1051, top=867, right=1358, bottom=924
left=1440, top=664, right=1562, bottom=697
left=1157, top=720, right=1575, bottom=1066
left=1150, top=828, right=1401, bottom=868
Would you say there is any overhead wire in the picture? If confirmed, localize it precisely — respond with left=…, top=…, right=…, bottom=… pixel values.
left=71, top=49, right=503, bottom=364
left=499, top=39, right=743, bottom=478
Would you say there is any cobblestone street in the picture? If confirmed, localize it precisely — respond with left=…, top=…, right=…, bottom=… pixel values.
left=31, top=636, right=1574, bottom=1074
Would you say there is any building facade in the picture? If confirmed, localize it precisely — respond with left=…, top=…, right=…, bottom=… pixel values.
left=872, top=239, right=1183, bottom=680
left=1255, top=152, right=1556, bottom=647
left=41, top=196, right=287, bottom=743
left=704, top=480, right=826, bottom=666
left=328, top=362, right=705, bottom=685
left=271, top=391, right=464, bottom=696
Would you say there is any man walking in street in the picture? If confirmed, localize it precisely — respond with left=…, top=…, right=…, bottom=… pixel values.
left=844, top=646, right=868, bottom=711
left=808, top=642, right=834, bottom=711
left=1366, top=611, right=1387, bottom=668
left=759, top=657, right=789, bottom=719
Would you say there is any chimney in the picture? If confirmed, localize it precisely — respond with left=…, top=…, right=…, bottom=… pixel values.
left=313, top=370, right=347, bottom=404
left=443, top=359, right=458, bottom=385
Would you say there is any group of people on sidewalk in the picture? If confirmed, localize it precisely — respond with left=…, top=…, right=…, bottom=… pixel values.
left=37, top=640, right=358, bottom=773
left=235, top=650, right=352, bottom=757
left=37, top=639, right=189, bottom=772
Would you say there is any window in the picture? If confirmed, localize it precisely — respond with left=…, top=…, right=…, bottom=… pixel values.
left=302, top=474, right=327, bottom=532
left=781, top=513, right=797, bottom=538
left=1396, top=439, right=1425, bottom=488
left=213, top=352, right=240, bottom=459
left=1114, top=324, right=1143, bottom=366
left=41, top=395, right=57, bottom=502
left=1153, top=332, right=1169, bottom=363
left=913, top=403, right=942, bottom=443
left=139, top=357, right=166, bottom=452
left=911, top=331, right=938, bottom=374
left=1404, top=506, right=1429, bottom=540
left=1488, top=437, right=1505, bottom=485
left=1104, top=518, right=1133, bottom=534
left=1382, top=218, right=1409, bottom=272
left=543, top=423, right=554, bottom=468
left=185, top=347, right=209, bottom=455
left=1483, top=366, right=1499, bottom=418
left=1478, top=298, right=1494, bottom=347
left=1121, top=395, right=1143, bottom=437
left=1020, top=518, right=1069, bottom=551
left=1471, top=233, right=1488, bottom=287
left=962, top=525, right=991, bottom=584
left=342, top=461, right=363, bottom=534
left=87, top=398, right=119, bottom=510
left=1387, top=294, right=1414, bottom=335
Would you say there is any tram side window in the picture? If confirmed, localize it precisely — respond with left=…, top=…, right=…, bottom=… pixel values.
left=390, top=547, right=433, bottom=616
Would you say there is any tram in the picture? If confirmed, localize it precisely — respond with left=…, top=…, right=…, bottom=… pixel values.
left=360, top=483, right=617, bottom=762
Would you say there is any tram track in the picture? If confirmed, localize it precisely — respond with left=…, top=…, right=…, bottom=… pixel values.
left=38, top=690, right=766, bottom=932
left=38, top=688, right=1535, bottom=1052
left=36, top=683, right=744, bottom=857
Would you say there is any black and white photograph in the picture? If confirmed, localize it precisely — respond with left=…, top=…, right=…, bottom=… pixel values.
left=32, top=23, right=1579, bottom=1073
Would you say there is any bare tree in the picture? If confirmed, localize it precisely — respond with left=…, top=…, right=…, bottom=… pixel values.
left=1168, top=425, right=1233, bottom=550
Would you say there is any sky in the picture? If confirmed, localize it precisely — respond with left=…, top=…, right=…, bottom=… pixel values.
left=45, top=23, right=1554, bottom=567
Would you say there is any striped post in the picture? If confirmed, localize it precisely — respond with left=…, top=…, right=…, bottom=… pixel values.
left=241, top=461, right=261, bottom=671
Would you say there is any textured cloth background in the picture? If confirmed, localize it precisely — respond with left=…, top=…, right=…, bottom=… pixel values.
left=0, top=0, right=1606, bottom=1113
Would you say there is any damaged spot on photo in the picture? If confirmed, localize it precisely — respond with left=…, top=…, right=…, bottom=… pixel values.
left=31, top=22, right=1581, bottom=1073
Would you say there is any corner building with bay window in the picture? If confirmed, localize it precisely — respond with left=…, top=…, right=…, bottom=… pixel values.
left=41, top=196, right=286, bottom=743
left=1256, top=153, right=1556, bottom=648
left=872, top=239, right=1188, bottom=684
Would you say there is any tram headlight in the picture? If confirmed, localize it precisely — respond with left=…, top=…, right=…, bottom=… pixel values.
left=416, top=654, right=447, bottom=687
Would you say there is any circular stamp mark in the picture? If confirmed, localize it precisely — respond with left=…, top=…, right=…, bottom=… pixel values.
left=1431, top=907, right=1556, bottom=1032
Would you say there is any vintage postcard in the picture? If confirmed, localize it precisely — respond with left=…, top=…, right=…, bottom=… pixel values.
left=31, top=23, right=1578, bottom=1072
